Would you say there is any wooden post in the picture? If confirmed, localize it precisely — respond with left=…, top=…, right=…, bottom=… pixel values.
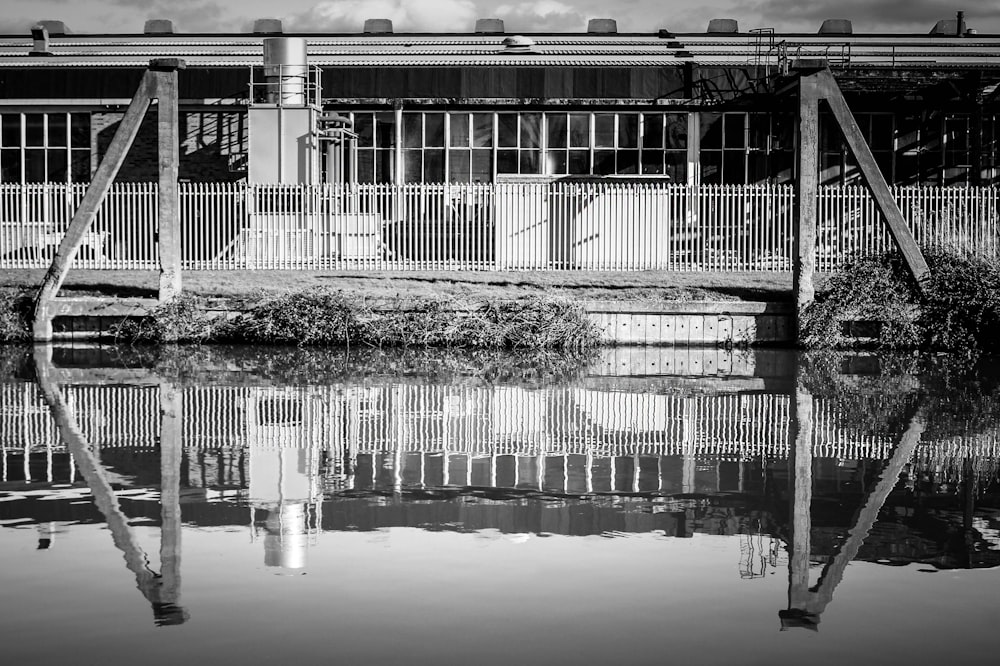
left=151, top=60, right=184, bottom=301
left=794, top=74, right=820, bottom=329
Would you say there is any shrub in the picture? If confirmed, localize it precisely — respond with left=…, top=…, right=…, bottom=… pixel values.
left=801, top=246, right=1000, bottom=353
left=223, top=289, right=364, bottom=345
left=0, top=289, right=33, bottom=342
left=112, top=294, right=223, bottom=344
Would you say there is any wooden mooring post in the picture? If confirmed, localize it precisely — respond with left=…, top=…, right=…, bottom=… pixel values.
left=32, top=58, right=185, bottom=341
left=794, top=68, right=930, bottom=341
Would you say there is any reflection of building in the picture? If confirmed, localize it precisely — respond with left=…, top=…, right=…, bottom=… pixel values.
left=246, top=389, right=324, bottom=571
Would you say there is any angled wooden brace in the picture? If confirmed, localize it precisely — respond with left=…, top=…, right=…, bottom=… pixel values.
left=795, top=68, right=931, bottom=330
left=32, top=58, right=184, bottom=341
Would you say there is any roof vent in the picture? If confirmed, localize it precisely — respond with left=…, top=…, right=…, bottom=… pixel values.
left=501, top=35, right=535, bottom=53
left=36, top=20, right=69, bottom=35
left=253, top=18, right=283, bottom=34
left=29, top=24, right=52, bottom=55
left=144, top=19, right=174, bottom=34
left=475, top=18, right=504, bottom=33
left=707, top=18, right=738, bottom=33
left=587, top=18, right=617, bottom=34
left=818, top=19, right=852, bottom=34
left=363, top=18, right=393, bottom=34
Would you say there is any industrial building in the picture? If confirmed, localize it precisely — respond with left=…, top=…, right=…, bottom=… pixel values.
left=1, top=14, right=998, bottom=188
left=1, top=15, right=999, bottom=272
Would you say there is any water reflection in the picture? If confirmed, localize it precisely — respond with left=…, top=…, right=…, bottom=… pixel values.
left=1, top=344, right=999, bottom=637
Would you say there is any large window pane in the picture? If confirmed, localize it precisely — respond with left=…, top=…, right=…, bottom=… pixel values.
left=354, top=113, right=374, bottom=148
left=48, top=114, right=68, bottom=147
left=594, top=150, right=615, bottom=174
left=357, top=150, right=374, bottom=183
left=616, top=150, right=639, bottom=175
left=471, top=149, right=491, bottom=182
left=520, top=113, right=542, bottom=149
left=1, top=148, right=21, bottom=182
left=665, top=152, right=687, bottom=182
left=497, top=149, right=517, bottom=174
left=700, top=113, right=723, bottom=149
left=450, top=114, right=469, bottom=147
left=423, top=149, right=444, bottom=181
left=47, top=149, right=67, bottom=181
left=665, top=114, right=687, bottom=149
left=641, top=150, right=664, bottom=174
left=25, top=114, right=44, bottom=147
left=376, top=114, right=395, bottom=149
left=548, top=150, right=567, bottom=173
left=403, top=114, right=422, bottom=148
left=618, top=115, right=638, bottom=148
left=404, top=151, right=422, bottom=181
left=724, top=114, right=746, bottom=149
left=569, top=114, right=589, bottom=148
left=449, top=150, right=470, bottom=182
left=25, top=149, right=45, bottom=182
left=1, top=115, right=21, bottom=148
left=497, top=114, right=517, bottom=147
left=473, top=114, right=493, bottom=148
left=519, top=150, right=541, bottom=174
left=642, top=114, right=663, bottom=148
left=595, top=114, right=615, bottom=148
left=71, top=150, right=91, bottom=182
left=71, top=113, right=90, bottom=149
left=568, top=150, right=589, bottom=174
left=425, top=114, right=444, bottom=147
left=547, top=115, right=567, bottom=149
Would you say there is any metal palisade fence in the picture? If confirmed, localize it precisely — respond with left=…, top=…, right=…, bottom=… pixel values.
left=0, top=181, right=997, bottom=271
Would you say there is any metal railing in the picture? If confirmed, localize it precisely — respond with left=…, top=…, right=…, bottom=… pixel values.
left=1, top=182, right=997, bottom=272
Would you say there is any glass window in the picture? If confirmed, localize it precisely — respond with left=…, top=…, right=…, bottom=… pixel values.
left=403, top=114, right=422, bottom=149
left=25, top=114, right=44, bottom=147
left=569, top=114, right=589, bottom=148
left=618, top=115, right=638, bottom=149
left=547, top=114, right=567, bottom=149
left=71, top=114, right=89, bottom=149
left=497, top=114, right=517, bottom=148
left=1, top=115, right=20, bottom=147
left=520, top=114, right=541, bottom=149
left=595, top=114, right=615, bottom=148
left=472, top=114, right=492, bottom=148
left=450, top=113, right=469, bottom=147
left=48, top=114, right=67, bottom=148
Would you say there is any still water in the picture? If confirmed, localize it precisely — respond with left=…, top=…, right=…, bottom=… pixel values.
left=1, top=344, right=999, bottom=665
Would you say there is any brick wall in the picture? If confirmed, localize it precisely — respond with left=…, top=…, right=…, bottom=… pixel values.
left=93, top=108, right=247, bottom=182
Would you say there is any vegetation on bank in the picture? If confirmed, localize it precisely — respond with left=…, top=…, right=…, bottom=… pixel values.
left=0, top=289, right=32, bottom=342
left=112, top=290, right=602, bottom=350
left=800, top=246, right=1000, bottom=354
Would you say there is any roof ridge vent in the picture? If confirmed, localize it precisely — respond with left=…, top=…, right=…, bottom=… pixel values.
left=253, top=19, right=283, bottom=34
left=144, top=19, right=175, bottom=35
left=818, top=19, right=852, bottom=34
left=36, top=20, right=69, bottom=35
left=587, top=18, right=617, bottom=34
left=707, top=18, right=738, bottom=33
left=475, top=18, right=504, bottom=33
left=30, top=24, right=52, bottom=56
left=501, top=35, right=535, bottom=53
left=364, top=18, right=393, bottom=34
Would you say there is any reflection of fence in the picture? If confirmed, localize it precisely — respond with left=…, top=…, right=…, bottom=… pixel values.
left=1, top=182, right=998, bottom=271
left=5, top=382, right=999, bottom=468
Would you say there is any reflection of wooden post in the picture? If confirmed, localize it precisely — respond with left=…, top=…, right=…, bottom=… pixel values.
left=782, top=398, right=924, bottom=630
left=32, top=345, right=188, bottom=625
left=786, top=379, right=813, bottom=617
left=158, top=381, right=183, bottom=620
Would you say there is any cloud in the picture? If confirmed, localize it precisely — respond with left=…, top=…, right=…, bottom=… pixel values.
left=748, top=0, right=1000, bottom=33
left=492, top=1, right=586, bottom=32
left=286, top=0, right=479, bottom=32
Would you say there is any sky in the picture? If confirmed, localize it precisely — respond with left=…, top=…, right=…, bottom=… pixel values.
left=1, top=0, right=999, bottom=36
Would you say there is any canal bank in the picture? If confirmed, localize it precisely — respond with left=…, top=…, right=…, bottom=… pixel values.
left=1, top=269, right=797, bottom=346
